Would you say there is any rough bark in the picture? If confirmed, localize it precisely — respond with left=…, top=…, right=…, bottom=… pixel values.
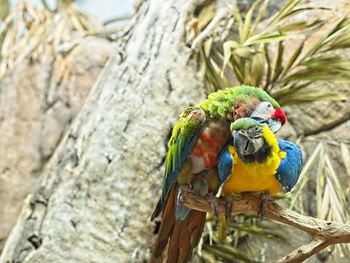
left=0, top=36, right=114, bottom=251
left=0, top=0, right=207, bottom=262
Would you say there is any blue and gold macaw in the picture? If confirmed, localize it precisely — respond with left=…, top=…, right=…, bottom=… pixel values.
left=218, top=118, right=302, bottom=213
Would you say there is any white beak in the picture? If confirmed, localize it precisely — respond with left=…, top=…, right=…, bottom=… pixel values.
left=268, top=118, right=282, bottom=133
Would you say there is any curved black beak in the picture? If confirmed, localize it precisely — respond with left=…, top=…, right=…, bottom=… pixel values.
left=233, top=132, right=264, bottom=158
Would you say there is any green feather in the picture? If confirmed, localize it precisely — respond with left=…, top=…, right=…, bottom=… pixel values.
left=163, top=107, right=206, bottom=195
left=230, top=117, right=262, bottom=131
left=196, top=85, right=280, bottom=118
left=160, top=85, right=279, bottom=210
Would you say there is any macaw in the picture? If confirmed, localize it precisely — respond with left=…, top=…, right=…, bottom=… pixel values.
left=218, top=118, right=303, bottom=214
left=150, top=85, right=287, bottom=263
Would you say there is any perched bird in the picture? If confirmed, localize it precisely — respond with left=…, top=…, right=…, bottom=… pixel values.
left=150, top=85, right=287, bottom=263
left=218, top=117, right=303, bottom=218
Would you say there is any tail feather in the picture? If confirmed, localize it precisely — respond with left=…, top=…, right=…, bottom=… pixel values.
left=150, top=184, right=206, bottom=263
left=188, top=211, right=206, bottom=247
left=152, top=184, right=176, bottom=260
left=167, top=219, right=183, bottom=263
left=151, top=198, right=162, bottom=221
left=165, top=211, right=206, bottom=263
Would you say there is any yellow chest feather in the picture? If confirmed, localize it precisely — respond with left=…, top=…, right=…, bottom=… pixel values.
left=223, top=126, right=286, bottom=196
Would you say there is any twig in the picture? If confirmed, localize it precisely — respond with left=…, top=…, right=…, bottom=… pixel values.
left=103, top=14, right=134, bottom=25
left=177, top=186, right=350, bottom=263
left=40, top=0, right=52, bottom=11
left=276, top=237, right=329, bottom=263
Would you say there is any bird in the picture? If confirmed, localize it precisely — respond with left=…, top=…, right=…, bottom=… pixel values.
left=218, top=117, right=303, bottom=220
left=150, top=85, right=287, bottom=263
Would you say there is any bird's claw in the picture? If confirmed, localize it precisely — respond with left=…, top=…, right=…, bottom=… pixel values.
left=258, top=192, right=273, bottom=221
left=207, top=193, right=219, bottom=217
left=176, top=185, right=194, bottom=206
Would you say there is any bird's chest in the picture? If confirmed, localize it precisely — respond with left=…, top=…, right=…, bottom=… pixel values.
left=190, top=119, right=230, bottom=174
left=223, top=153, right=282, bottom=196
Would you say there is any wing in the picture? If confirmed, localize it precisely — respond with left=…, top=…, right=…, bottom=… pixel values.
left=218, top=144, right=234, bottom=185
left=151, top=107, right=206, bottom=220
left=276, top=139, right=303, bottom=192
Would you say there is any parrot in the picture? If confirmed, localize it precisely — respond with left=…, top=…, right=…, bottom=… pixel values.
left=217, top=117, right=303, bottom=219
left=150, top=85, right=287, bottom=263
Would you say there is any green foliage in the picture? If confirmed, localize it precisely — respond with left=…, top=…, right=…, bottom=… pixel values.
left=0, top=0, right=9, bottom=21
left=203, top=0, right=350, bottom=106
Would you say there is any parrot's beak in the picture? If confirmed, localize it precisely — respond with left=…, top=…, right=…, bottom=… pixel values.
left=268, top=118, right=282, bottom=133
left=250, top=103, right=287, bottom=133
left=270, top=109, right=287, bottom=133
left=233, top=132, right=264, bottom=157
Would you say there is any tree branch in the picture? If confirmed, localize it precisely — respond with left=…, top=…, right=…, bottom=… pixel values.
left=177, top=186, right=350, bottom=263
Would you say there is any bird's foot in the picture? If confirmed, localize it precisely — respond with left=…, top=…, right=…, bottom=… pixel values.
left=258, top=192, right=273, bottom=221
left=207, top=193, right=220, bottom=217
left=176, top=185, right=194, bottom=206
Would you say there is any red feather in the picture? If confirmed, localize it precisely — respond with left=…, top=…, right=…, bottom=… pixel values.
left=273, top=109, right=287, bottom=124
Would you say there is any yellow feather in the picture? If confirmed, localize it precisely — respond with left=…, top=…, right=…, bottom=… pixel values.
left=223, top=126, right=284, bottom=196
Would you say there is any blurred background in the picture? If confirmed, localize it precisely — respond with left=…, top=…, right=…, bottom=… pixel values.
left=10, top=0, right=135, bottom=22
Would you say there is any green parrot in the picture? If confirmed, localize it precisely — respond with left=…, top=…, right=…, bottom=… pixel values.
left=150, top=85, right=286, bottom=263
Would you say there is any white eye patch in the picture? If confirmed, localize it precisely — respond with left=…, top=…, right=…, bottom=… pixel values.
left=250, top=101, right=275, bottom=120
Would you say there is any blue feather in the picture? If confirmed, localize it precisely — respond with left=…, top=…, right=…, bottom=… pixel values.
left=276, top=139, right=303, bottom=192
left=162, top=134, right=199, bottom=204
left=218, top=143, right=233, bottom=184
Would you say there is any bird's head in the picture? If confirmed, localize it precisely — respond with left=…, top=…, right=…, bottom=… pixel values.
left=230, top=118, right=265, bottom=159
left=249, top=101, right=286, bottom=133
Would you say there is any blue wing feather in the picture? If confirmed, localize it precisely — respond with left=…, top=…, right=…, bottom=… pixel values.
left=151, top=107, right=206, bottom=221
left=276, top=139, right=303, bottom=192
left=218, top=143, right=233, bottom=184
left=160, top=108, right=206, bottom=207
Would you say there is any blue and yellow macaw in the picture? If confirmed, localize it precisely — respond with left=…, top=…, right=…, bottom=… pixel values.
left=218, top=118, right=302, bottom=209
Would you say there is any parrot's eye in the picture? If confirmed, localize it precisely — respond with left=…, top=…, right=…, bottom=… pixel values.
left=267, top=103, right=272, bottom=108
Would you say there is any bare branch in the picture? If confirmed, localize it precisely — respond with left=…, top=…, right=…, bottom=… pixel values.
left=177, top=186, right=350, bottom=262
left=276, top=237, right=329, bottom=263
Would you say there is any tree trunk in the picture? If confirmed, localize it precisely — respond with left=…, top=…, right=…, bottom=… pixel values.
left=0, top=37, right=114, bottom=251
left=0, top=0, right=207, bottom=262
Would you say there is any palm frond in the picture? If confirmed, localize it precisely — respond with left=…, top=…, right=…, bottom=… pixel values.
left=289, top=142, right=322, bottom=211
left=203, top=0, right=350, bottom=106
left=0, top=2, right=103, bottom=79
left=203, top=244, right=261, bottom=263
left=0, top=0, right=9, bottom=21
left=289, top=141, right=350, bottom=257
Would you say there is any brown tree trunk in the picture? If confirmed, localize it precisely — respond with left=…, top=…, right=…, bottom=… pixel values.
left=0, top=0, right=207, bottom=262
left=0, top=37, right=114, bottom=251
